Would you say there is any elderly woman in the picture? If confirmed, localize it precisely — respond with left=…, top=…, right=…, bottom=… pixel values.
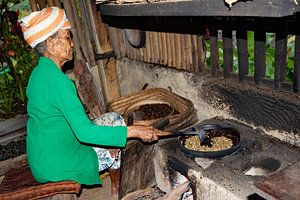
left=20, top=7, right=162, bottom=196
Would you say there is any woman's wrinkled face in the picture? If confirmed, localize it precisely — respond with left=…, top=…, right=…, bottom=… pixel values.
left=50, top=29, right=73, bottom=62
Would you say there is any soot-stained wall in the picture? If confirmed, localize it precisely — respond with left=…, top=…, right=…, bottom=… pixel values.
left=115, top=58, right=300, bottom=146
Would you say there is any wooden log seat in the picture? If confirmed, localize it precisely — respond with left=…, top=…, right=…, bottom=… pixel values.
left=0, top=165, right=81, bottom=200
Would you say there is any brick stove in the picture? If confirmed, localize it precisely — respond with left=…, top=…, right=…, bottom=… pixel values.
left=120, top=118, right=300, bottom=200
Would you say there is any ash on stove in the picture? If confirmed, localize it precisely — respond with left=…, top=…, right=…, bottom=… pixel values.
left=0, top=140, right=26, bottom=161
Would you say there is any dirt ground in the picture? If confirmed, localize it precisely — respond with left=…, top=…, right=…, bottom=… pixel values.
left=78, top=175, right=118, bottom=200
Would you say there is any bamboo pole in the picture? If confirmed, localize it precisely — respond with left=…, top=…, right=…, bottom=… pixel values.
left=162, top=32, right=167, bottom=65
left=29, top=0, right=38, bottom=11
left=180, top=34, right=187, bottom=71
left=174, top=33, right=181, bottom=70
left=186, top=35, right=193, bottom=72
left=84, top=0, right=109, bottom=104
left=54, top=0, right=61, bottom=7
left=70, top=0, right=90, bottom=64
left=85, top=0, right=120, bottom=102
left=157, top=32, right=163, bottom=64
left=47, top=0, right=54, bottom=6
left=36, top=0, right=46, bottom=8
left=62, top=0, right=82, bottom=60
left=170, top=33, right=176, bottom=68
left=77, top=0, right=96, bottom=66
left=191, top=35, right=198, bottom=73
left=145, top=32, right=151, bottom=63
left=166, top=33, right=172, bottom=67
left=150, top=32, right=155, bottom=63
left=153, top=32, right=159, bottom=63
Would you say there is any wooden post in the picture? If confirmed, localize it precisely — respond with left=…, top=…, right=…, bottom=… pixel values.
left=236, top=18, right=249, bottom=82
left=222, top=18, right=233, bottom=79
left=254, top=30, right=266, bottom=85
left=85, top=0, right=120, bottom=102
left=274, top=19, right=288, bottom=90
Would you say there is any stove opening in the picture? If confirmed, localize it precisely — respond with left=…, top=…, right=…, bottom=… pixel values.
left=243, top=157, right=281, bottom=177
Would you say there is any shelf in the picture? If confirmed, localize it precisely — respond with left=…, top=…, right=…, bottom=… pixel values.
left=98, top=0, right=300, bottom=17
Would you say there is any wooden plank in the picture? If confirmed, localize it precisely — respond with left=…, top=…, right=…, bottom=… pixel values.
left=108, top=27, right=121, bottom=58
left=118, top=28, right=127, bottom=58
left=274, top=22, right=288, bottom=90
left=99, top=0, right=300, bottom=17
left=120, top=142, right=156, bottom=198
left=209, top=28, right=219, bottom=76
left=254, top=29, right=266, bottom=84
left=0, top=115, right=27, bottom=137
left=222, top=22, right=233, bottom=79
left=236, top=24, right=249, bottom=82
left=0, top=154, right=27, bottom=176
left=254, top=161, right=300, bottom=200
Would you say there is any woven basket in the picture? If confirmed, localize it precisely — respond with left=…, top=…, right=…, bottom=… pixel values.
left=108, top=88, right=198, bottom=131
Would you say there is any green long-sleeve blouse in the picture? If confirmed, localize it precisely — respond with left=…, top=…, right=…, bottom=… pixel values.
left=26, top=57, right=127, bottom=185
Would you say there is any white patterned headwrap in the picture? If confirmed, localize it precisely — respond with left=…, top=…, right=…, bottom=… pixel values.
left=19, top=7, right=71, bottom=48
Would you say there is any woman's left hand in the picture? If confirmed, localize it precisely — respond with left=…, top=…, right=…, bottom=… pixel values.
left=127, top=125, right=162, bottom=142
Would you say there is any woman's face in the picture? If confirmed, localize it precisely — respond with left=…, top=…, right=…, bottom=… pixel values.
left=50, top=29, right=74, bottom=63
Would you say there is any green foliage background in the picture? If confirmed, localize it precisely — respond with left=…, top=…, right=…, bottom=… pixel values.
left=205, top=31, right=295, bottom=82
left=0, top=0, right=38, bottom=120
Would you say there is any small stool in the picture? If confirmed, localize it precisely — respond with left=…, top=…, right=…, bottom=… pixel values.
left=0, top=165, right=81, bottom=200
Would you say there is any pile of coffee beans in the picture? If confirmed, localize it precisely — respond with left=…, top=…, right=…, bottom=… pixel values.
left=138, top=104, right=175, bottom=120
left=0, top=140, right=26, bottom=161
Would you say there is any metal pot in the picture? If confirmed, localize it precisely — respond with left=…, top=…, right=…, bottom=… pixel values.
left=177, top=123, right=241, bottom=158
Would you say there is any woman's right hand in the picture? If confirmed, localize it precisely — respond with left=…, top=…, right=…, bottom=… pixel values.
left=127, top=125, right=163, bottom=143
